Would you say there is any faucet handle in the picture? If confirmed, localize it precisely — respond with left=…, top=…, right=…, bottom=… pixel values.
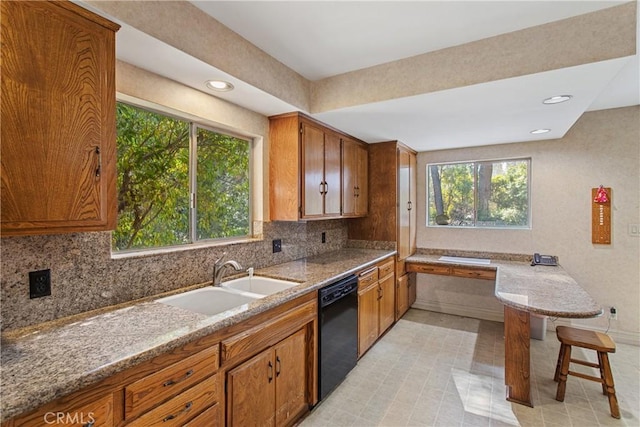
left=214, top=252, right=227, bottom=266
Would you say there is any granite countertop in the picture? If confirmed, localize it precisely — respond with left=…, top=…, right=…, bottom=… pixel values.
left=406, top=250, right=603, bottom=318
left=0, top=248, right=395, bottom=422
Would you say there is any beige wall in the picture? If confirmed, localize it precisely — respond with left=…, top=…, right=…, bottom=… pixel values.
left=415, top=106, right=640, bottom=343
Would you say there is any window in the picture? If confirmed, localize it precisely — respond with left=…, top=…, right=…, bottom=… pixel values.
left=427, top=158, right=530, bottom=228
left=113, top=101, right=251, bottom=251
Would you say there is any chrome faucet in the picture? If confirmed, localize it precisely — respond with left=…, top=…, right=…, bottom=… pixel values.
left=213, top=252, right=243, bottom=286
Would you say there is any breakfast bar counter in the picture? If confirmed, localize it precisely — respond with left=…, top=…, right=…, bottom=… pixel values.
left=405, top=250, right=602, bottom=407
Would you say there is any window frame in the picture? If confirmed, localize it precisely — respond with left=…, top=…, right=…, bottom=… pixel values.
left=426, top=157, right=531, bottom=229
left=113, top=97, right=254, bottom=254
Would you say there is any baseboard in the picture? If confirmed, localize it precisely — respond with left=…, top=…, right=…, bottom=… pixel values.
left=412, top=298, right=504, bottom=323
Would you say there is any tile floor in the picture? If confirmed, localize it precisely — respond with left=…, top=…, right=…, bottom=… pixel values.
left=301, top=309, right=639, bottom=427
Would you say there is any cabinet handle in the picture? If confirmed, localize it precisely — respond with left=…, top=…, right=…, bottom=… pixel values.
left=276, top=356, right=281, bottom=377
left=94, top=147, right=101, bottom=179
left=162, top=369, right=194, bottom=387
left=83, top=421, right=95, bottom=427
left=324, top=181, right=328, bottom=194
left=268, top=361, right=273, bottom=383
left=407, top=201, right=412, bottom=211
left=162, top=401, right=193, bottom=422
left=377, top=286, right=383, bottom=300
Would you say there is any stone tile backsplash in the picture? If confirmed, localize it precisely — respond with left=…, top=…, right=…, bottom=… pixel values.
left=0, top=219, right=349, bottom=331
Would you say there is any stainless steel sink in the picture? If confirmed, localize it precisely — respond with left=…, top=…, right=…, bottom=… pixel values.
left=156, top=287, right=260, bottom=316
left=220, top=276, right=299, bottom=296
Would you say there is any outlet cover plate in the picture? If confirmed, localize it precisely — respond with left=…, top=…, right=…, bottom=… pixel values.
left=29, top=269, right=51, bottom=299
left=272, top=239, right=282, bottom=253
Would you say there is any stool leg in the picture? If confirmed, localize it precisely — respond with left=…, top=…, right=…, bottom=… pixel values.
left=597, top=351, right=607, bottom=395
left=600, top=352, right=620, bottom=419
left=555, top=345, right=572, bottom=402
left=554, top=343, right=566, bottom=382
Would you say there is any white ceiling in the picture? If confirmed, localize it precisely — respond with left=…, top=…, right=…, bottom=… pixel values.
left=107, top=1, right=639, bottom=152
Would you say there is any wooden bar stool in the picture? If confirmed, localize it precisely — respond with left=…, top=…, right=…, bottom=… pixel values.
left=554, top=326, right=619, bottom=418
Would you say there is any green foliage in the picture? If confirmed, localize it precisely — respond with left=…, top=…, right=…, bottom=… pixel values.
left=112, top=103, right=250, bottom=251
left=428, top=160, right=529, bottom=227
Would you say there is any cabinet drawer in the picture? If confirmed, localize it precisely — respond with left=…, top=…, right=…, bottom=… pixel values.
left=407, top=263, right=451, bottom=276
left=378, top=259, right=395, bottom=279
left=221, top=299, right=317, bottom=364
left=358, top=267, right=378, bottom=289
left=125, top=345, right=219, bottom=420
left=451, top=268, right=496, bottom=281
left=13, top=393, right=113, bottom=427
left=127, top=374, right=218, bottom=427
left=183, top=402, right=220, bottom=427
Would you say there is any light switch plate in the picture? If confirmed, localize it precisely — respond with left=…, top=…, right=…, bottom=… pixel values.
left=629, top=224, right=640, bottom=237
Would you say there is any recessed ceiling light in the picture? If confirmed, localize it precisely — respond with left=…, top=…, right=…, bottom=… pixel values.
left=543, top=95, right=572, bottom=104
left=205, top=80, right=234, bottom=91
left=530, top=129, right=551, bottom=134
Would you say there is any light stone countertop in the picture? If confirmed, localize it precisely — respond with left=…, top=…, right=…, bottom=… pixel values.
left=0, top=248, right=395, bottom=423
left=406, top=250, right=603, bottom=318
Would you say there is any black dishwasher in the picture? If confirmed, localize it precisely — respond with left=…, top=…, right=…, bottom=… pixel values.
left=318, top=274, right=358, bottom=400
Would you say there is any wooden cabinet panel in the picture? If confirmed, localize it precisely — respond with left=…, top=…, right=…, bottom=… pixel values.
left=227, top=349, right=275, bottom=427
left=324, top=132, right=342, bottom=216
left=451, top=268, right=496, bottom=281
left=301, top=122, right=325, bottom=217
left=396, top=273, right=410, bottom=320
left=358, top=267, right=378, bottom=289
left=11, top=393, right=114, bottom=427
left=274, top=329, right=307, bottom=426
left=342, top=138, right=368, bottom=217
left=378, top=274, right=396, bottom=335
left=408, top=272, right=417, bottom=308
left=358, top=281, right=379, bottom=357
left=124, top=345, right=219, bottom=420
left=378, top=259, right=395, bottom=279
left=128, top=374, right=218, bottom=427
left=398, top=147, right=417, bottom=259
left=407, top=263, right=451, bottom=276
left=182, top=402, right=220, bottom=427
left=1, top=0, right=119, bottom=236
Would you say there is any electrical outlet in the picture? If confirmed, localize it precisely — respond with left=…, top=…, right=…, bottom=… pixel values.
left=272, top=239, right=282, bottom=253
left=29, top=269, right=51, bottom=299
left=629, top=224, right=640, bottom=237
left=609, top=306, right=618, bottom=320
left=321, top=232, right=326, bottom=243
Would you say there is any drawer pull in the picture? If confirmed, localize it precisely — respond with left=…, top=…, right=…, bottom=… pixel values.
left=276, top=356, right=281, bottom=377
left=268, top=361, right=274, bottom=383
left=162, top=401, right=193, bottom=422
left=83, top=421, right=95, bottom=427
left=359, top=267, right=377, bottom=277
left=163, top=369, right=194, bottom=387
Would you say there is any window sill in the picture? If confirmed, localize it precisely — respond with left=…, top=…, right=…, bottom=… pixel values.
left=111, top=237, right=261, bottom=260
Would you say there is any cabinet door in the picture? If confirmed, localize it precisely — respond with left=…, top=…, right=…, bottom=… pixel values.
left=1, top=1, right=118, bottom=235
left=396, top=273, right=410, bottom=321
left=356, top=143, right=369, bottom=215
left=301, top=122, right=325, bottom=218
left=323, top=132, right=342, bottom=216
left=408, top=272, right=417, bottom=307
left=358, top=283, right=379, bottom=357
left=341, top=139, right=358, bottom=216
left=409, top=151, right=417, bottom=255
left=397, top=148, right=412, bottom=259
left=227, top=348, right=275, bottom=427
left=378, top=274, right=396, bottom=335
left=274, top=329, right=307, bottom=426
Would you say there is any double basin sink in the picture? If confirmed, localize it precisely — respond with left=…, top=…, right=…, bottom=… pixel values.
left=156, top=276, right=300, bottom=316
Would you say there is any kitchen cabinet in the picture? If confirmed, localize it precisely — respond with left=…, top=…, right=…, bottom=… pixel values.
left=396, top=272, right=417, bottom=320
left=227, top=329, right=306, bottom=427
left=348, top=141, right=417, bottom=321
left=358, top=257, right=396, bottom=357
left=1, top=0, right=119, bottom=236
left=269, top=112, right=367, bottom=220
left=342, top=137, right=368, bottom=216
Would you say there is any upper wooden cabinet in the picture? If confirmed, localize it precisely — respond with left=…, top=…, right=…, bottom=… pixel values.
left=398, top=146, right=417, bottom=260
left=342, top=137, right=368, bottom=217
left=269, top=112, right=368, bottom=221
left=1, top=0, right=119, bottom=236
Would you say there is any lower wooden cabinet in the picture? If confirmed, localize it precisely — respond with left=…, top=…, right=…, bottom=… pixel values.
left=396, top=272, right=417, bottom=320
left=227, top=329, right=307, bottom=427
left=358, top=257, right=396, bottom=357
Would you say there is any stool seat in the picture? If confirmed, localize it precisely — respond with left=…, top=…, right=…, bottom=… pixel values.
left=556, top=326, right=616, bottom=352
left=554, top=326, right=619, bottom=419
